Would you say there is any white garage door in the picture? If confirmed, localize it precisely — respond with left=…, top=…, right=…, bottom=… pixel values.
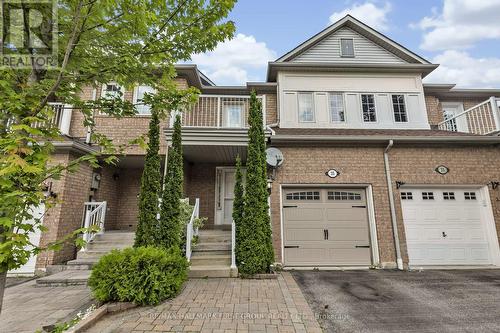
left=401, top=188, right=496, bottom=266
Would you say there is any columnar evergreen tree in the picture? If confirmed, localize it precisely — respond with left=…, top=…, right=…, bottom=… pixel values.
left=238, top=92, right=274, bottom=275
left=158, top=114, right=184, bottom=249
left=134, top=110, right=161, bottom=247
left=232, top=155, right=245, bottom=265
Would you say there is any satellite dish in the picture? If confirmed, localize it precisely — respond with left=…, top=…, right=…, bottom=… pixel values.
left=266, top=147, right=284, bottom=167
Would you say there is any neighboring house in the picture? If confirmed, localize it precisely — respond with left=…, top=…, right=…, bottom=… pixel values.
left=26, top=15, right=500, bottom=274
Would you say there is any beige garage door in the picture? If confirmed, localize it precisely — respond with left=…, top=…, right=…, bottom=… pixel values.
left=283, top=188, right=372, bottom=266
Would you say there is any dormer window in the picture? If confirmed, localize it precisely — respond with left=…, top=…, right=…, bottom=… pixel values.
left=340, top=38, right=354, bottom=57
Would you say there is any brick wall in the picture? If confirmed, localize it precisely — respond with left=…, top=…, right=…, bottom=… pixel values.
left=36, top=152, right=94, bottom=269
left=269, top=144, right=500, bottom=267
left=114, top=168, right=143, bottom=230
left=92, top=166, right=120, bottom=230
left=265, top=94, right=278, bottom=125
left=185, top=163, right=217, bottom=226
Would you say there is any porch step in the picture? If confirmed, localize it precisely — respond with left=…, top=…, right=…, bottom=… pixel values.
left=85, top=241, right=131, bottom=251
left=188, top=265, right=238, bottom=278
left=76, top=250, right=111, bottom=259
left=190, top=250, right=231, bottom=257
left=195, top=242, right=231, bottom=252
left=93, top=231, right=135, bottom=242
left=190, top=254, right=232, bottom=266
left=36, top=270, right=90, bottom=286
left=197, top=235, right=231, bottom=243
left=66, top=258, right=99, bottom=270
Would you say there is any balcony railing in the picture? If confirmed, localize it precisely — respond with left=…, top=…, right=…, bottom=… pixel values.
left=172, top=95, right=265, bottom=128
left=438, top=97, right=500, bottom=135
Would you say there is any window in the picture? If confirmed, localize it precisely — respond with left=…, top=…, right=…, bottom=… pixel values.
left=134, top=85, right=155, bottom=114
left=464, top=192, right=477, bottom=200
left=102, top=83, right=123, bottom=99
left=340, top=38, right=354, bottom=57
left=443, top=192, right=455, bottom=200
left=298, top=93, right=314, bottom=122
left=361, top=94, right=376, bottom=122
left=329, top=93, right=345, bottom=122
left=422, top=192, right=434, bottom=200
left=286, top=191, right=320, bottom=201
left=223, top=101, right=244, bottom=127
left=401, top=192, right=413, bottom=200
left=328, top=191, right=362, bottom=201
left=392, top=95, right=408, bottom=122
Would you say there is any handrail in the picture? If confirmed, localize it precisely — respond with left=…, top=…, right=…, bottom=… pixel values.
left=185, top=198, right=200, bottom=261
left=81, top=201, right=106, bottom=251
left=231, top=220, right=236, bottom=269
left=438, top=97, right=500, bottom=135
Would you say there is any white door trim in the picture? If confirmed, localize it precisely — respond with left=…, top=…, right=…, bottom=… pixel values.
left=279, top=183, right=379, bottom=267
left=214, top=166, right=246, bottom=225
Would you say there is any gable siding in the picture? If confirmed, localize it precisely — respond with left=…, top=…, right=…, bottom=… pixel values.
left=291, top=27, right=406, bottom=64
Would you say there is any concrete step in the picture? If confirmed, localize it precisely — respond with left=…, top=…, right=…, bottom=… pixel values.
left=66, top=258, right=99, bottom=270
left=191, top=250, right=231, bottom=257
left=85, top=242, right=131, bottom=251
left=94, top=232, right=135, bottom=242
left=190, top=254, right=231, bottom=266
left=76, top=250, right=109, bottom=260
left=197, top=236, right=231, bottom=243
left=188, top=265, right=237, bottom=278
left=195, top=242, right=231, bottom=252
left=36, top=270, right=90, bottom=286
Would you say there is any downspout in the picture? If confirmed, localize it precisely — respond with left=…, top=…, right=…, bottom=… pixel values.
left=384, top=140, right=403, bottom=270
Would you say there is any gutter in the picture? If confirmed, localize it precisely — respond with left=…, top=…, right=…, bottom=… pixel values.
left=52, top=140, right=100, bottom=155
left=383, top=140, right=403, bottom=270
left=270, top=135, right=500, bottom=145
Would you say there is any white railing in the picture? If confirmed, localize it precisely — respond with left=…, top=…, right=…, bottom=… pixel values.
left=81, top=201, right=106, bottom=250
left=185, top=198, right=200, bottom=261
left=231, top=220, right=236, bottom=269
left=438, top=97, right=500, bottom=135
left=7, top=103, right=72, bottom=135
left=174, top=95, right=266, bottom=129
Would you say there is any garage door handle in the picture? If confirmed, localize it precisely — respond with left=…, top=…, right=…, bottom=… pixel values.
left=284, top=245, right=299, bottom=248
left=283, top=205, right=298, bottom=208
left=352, top=205, right=366, bottom=208
left=355, top=245, right=370, bottom=248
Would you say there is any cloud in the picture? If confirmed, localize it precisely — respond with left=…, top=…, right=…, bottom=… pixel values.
left=414, top=0, right=500, bottom=51
left=329, top=2, right=392, bottom=31
left=424, top=50, right=500, bottom=88
left=191, top=33, right=276, bottom=85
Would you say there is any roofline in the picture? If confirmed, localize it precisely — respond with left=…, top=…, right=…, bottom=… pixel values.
left=275, top=15, right=431, bottom=65
left=270, top=135, right=500, bottom=145
left=267, top=62, right=439, bottom=81
left=53, top=140, right=100, bottom=154
left=423, top=84, right=500, bottom=99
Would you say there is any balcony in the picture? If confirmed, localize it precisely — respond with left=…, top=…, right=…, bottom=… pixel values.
left=171, top=95, right=265, bottom=129
left=438, top=97, right=500, bottom=135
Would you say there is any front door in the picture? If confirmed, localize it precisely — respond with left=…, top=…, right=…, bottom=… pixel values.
left=215, top=168, right=245, bottom=225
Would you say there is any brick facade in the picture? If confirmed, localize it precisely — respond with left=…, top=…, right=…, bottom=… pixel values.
left=268, top=144, right=500, bottom=267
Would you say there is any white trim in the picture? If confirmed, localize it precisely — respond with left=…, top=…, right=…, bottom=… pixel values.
left=279, top=183, right=380, bottom=267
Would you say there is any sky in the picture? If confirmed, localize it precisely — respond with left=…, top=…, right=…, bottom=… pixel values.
left=189, top=0, right=500, bottom=88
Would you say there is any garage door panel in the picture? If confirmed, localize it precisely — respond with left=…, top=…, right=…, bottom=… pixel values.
left=401, top=187, right=494, bottom=266
left=283, top=187, right=371, bottom=266
left=286, top=228, right=324, bottom=242
left=326, top=208, right=366, bottom=221
left=285, top=208, right=323, bottom=221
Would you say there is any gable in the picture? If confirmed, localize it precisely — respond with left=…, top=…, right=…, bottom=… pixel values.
left=291, top=27, right=407, bottom=64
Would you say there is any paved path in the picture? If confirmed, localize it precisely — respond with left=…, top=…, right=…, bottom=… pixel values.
left=85, top=272, right=322, bottom=333
left=292, top=269, right=500, bottom=333
left=0, top=279, right=92, bottom=333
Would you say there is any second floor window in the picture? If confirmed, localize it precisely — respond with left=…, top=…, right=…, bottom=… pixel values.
left=102, top=83, right=123, bottom=99
left=134, top=85, right=155, bottom=115
left=298, top=93, right=314, bottom=122
left=392, top=95, right=407, bottom=122
left=361, top=94, right=376, bottom=122
left=329, top=93, right=345, bottom=122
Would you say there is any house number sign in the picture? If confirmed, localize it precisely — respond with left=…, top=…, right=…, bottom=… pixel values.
left=435, top=165, right=449, bottom=175
left=326, top=169, right=340, bottom=178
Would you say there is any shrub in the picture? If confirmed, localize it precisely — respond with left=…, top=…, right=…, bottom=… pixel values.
left=88, top=246, right=188, bottom=305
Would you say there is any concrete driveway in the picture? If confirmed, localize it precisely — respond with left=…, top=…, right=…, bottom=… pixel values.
left=291, top=269, right=500, bottom=333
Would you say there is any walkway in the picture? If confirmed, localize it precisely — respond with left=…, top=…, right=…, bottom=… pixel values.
left=85, top=272, right=323, bottom=333
left=0, top=279, right=93, bottom=333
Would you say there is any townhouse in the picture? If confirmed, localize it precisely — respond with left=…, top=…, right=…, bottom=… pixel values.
left=14, top=15, right=500, bottom=275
